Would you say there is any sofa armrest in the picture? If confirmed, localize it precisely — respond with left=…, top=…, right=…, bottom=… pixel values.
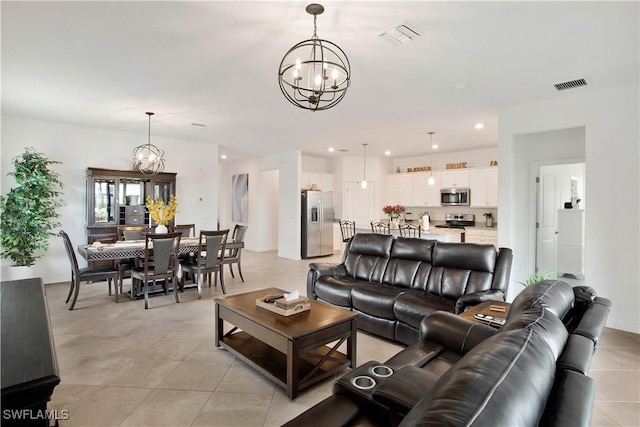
left=454, top=289, right=505, bottom=314
left=306, top=262, right=347, bottom=299
left=419, top=311, right=499, bottom=354
left=572, top=297, right=611, bottom=346
left=539, top=369, right=595, bottom=427
left=371, top=367, right=441, bottom=416
left=557, top=334, right=595, bottom=374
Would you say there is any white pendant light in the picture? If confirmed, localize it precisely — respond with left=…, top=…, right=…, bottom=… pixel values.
left=361, top=143, right=368, bottom=189
left=428, top=132, right=436, bottom=186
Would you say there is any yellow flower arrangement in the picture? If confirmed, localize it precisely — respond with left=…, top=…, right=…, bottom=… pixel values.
left=146, top=195, right=178, bottom=225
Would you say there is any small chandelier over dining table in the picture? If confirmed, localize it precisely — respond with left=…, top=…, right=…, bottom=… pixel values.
left=132, top=112, right=165, bottom=175
left=278, top=3, right=351, bottom=111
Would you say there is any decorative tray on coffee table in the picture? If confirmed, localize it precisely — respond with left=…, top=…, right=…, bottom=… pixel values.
left=255, top=294, right=310, bottom=316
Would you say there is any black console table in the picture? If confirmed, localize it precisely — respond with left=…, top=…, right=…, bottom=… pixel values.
left=1, top=278, right=61, bottom=426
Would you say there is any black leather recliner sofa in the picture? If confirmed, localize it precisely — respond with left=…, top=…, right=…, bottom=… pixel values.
left=307, top=233, right=513, bottom=345
left=283, top=280, right=612, bottom=427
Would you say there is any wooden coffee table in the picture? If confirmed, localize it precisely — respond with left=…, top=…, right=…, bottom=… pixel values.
left=214, top=287, right=357, bottom=399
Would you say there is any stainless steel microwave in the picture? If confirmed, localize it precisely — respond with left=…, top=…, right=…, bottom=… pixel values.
left=440, top=188, right=470, bottom=206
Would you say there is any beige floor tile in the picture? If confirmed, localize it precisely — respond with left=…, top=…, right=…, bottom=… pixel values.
left=185, top=341, right=237, bottom=364
left=590, top=370, right=640, bottom=402
left=119, top=389, right=211, bottom=426
left=191, top=392, right=273, bottom=426
left=589, top=405, right=620, bottom=427
left=594, top=402, right=640, bottom=427
left=57, top=386, right=151, bottom=426
left=105, top=359, right=181, bottom=388
left=214, top=359, right=278, bottom=395
left=591, top=346, right=640, bottom=371
left=135, top=336, right=205, bottom=361
left=264, top=379, right=334, bottom=427
left=57, top=354, right=133, bottom=386
left=156, top=360, right=231, bottom=391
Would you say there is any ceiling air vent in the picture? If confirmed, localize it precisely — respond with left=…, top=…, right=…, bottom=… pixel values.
left=554, top=78, right=588, bottom=91
left=378, top=22, right=422, bottom=46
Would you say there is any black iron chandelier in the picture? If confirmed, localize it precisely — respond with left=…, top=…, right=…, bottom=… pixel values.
left=132, top=112, right=165, bottom=175
left=278, top=3, right=351, bottom=111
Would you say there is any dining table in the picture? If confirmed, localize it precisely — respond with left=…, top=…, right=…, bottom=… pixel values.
left=77, top=237, right=244, bottom=262
left=77, top=237, right=244, bottom=299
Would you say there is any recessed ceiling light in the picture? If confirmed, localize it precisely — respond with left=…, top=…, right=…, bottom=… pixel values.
left=328, top=147, right=335, bottom=152
left=475, top=123, right=485, bottom=129
left=432, top=144, right=439, bottom=149
left=384, top=150, right=391, bottom=156
left=220, top=154, right=227, bottom=159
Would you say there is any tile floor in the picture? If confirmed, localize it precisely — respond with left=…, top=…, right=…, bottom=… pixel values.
left=45, top=250, right=638, bottom=426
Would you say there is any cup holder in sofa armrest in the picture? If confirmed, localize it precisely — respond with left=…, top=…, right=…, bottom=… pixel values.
left=351, top=376, right=376, bottom=390
left=370, top=365, right=394, bottom=378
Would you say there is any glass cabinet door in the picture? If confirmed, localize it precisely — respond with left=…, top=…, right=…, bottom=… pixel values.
left=119, top=179, right=144, bottom=206
left=93, top=179, right=116, bottom=223
left=152, top=180, right=174, bottom=203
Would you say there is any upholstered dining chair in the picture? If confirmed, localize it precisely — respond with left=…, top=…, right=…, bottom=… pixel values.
left=339, top=220, right=356, bottom=242
left=116, top=225, right=148, bottom=294
left=180, top=229, right=229, bottom=297
left=370, top=221, right=390, bottom=235
left=398, top=223, right=422, bottom=238
left=59, top=230, right=120, bottom=310
left=174, top=224, right=195, bottom=237
left=221, top=224, right=248, bottom=282
left=130, top=232, right=181, bottom=309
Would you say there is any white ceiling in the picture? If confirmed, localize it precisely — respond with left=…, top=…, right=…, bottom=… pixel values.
left=2, top=1, right=638, bottom=161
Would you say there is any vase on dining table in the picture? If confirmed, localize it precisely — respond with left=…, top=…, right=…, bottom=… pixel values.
left=155, top=224, right=168, bottom=234
left=390, top=217, right=399, bottom=229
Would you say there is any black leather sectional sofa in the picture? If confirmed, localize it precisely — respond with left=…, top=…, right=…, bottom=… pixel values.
left=284, top=280, right=612, bottom=427
left=307, top=233, right=513, bottom=345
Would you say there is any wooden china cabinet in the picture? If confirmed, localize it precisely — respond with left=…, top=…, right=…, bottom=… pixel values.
left=85, top=168, right=177, bottom=245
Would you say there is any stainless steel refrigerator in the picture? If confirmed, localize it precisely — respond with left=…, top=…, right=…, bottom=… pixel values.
left=301, top=190, right=334, bottom=258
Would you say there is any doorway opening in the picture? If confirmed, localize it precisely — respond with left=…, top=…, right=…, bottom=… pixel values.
left=535, top=162, right=586, bottom=283
left=256, top=169, right=279, bottom=251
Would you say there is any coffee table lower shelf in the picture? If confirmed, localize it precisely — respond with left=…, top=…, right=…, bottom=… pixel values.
left=218, top=330, right=350, bottom=397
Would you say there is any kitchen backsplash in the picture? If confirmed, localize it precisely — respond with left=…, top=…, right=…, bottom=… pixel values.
left=401, top=206, right=498, bottom=225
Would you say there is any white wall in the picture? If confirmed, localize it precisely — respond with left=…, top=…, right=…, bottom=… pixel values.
left=499, top=82, right=639, bottom=333
left=1, top=115, right=220, bottom=284
left=220, top=151, right=300, bottom=259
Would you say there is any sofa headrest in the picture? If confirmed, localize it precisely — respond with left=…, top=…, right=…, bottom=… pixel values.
left=399, top=329, right=557, bottom=427
left=348, top=233, right=394, bottom=257
left=509, top=280, right=574, bottom=320
left=390, top=237, right=436, bottom=262
left=502, top=306, right=569, bottom=360
left=432, top=242, right=496, bottom=272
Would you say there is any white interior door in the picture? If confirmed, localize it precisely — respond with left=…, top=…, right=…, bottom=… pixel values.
left=345, top=182, right=376, bottom=229
left=536, top=171, right=558, bottom=276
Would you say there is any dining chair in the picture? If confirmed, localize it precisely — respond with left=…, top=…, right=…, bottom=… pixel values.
left=130, top=232, right=182, bottom=309
left=180, top=229, right=229, bottom=297
left=221, top=224, right=248, bottom=282
left=339, top=220, right=356, bottom=242
left=116, top=225, right=148, bottom=294
left=59, top=230, right=120, bottom=310
left=370, top=221, right=390, bottom=235
left=174, top=224, right=195, bottom=237
left=398, top=223, right=422, bottom=238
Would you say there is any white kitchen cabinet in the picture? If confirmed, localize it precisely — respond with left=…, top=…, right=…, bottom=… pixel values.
left=441, top=170, right=470, bottom=188
left=412, top=173, right=441, bottom=207
left=557, top=209, right=585, bottom=279
left=386, top=174, right=414, bottom=206
left=464, top=228, right=498, bottom=247
left=301, top=172, right=334, bottom=192
left=469, top=168, right=498, bottom=207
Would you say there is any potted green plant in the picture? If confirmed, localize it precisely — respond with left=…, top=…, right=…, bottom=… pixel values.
left=1, top=147, right=64, bottom=279
left=518, top=271, right=554, bottom=287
